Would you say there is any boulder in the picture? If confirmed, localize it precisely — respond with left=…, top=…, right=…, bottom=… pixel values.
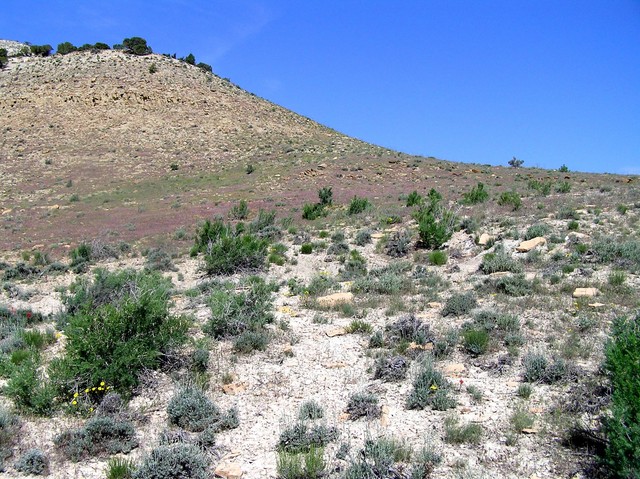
left=573, top=288, right=599, bottom=298
left=516, top=237, right=546, bottom=252
left=215, top=463, right=243, bottom=479
left=478, top=233, right=493, bottom=246
left=317, top=292, right=353, bottom=308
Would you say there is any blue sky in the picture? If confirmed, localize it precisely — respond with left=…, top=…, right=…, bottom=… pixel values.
left=2, top=1, right=639, bottom=174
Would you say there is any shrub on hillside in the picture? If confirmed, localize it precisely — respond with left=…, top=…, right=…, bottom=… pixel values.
left=412, top=190, right=458, bottom=249
left=55, top=416, right=137, bottom=461
left=480, top=251, right=523, bottom=274
left=167, top=386, right=239, bottom=433
left=441, top=292, right=477, bottom=317
left=407, top=357, right=456, bottom=411
left=122, top=37, right=152, bottom=55
left=57, top=42, right=77, bottom=54
left=14, top=449, right=48, bottom=475
left=602, top=314, right=640, bottom=477
left=461, top=182, right=489, bottom=205
left=133, top=444, right=208, bottom=479
left=498, top=191, right=522, bottom=211
left=348, top=196, right=371, bottom=215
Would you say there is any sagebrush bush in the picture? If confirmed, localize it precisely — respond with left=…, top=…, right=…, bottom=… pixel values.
left=278, top=423, right=339, bottom=453
left=14, top=449, right=48, bottom=475
left=0, top=405, right=18, bottom=461
left=385, top=314, right=433, bottom=346
left=144, top=248, right=176, bottom=272
left=233, top=330, right=270, bottom=353
left=480, top=251, right=524, bottom=274
left=339, top=250, right=367, bottom=280
left=602, top=314, right=640, bottom=477
left=55, top=416, right=137, bottom=461
left=51, top=269, right=189, bottom=396
left=494, top=273, right=533, bottom=296
left=441, top=292, right=477, bottom=317
left=167, top=386, right=239, bottom=433
left=346, top=392, right=381, bottom=420
left=354, top=229, right=372, bottom=246
left=524, top=223, right=550, bottom=240
left=205, top=277, right=274, bottom=339
left=373, top=355, right=409, bottom=382
left=133, top=444, right=209, bottom=479
left=299, top=400, right=325, bottom=420
left=344, top=436, right=413, bottom=479
left=522, top=352, right=571, bottom=384
left=407, top=358, right=456, bottom=410
left=384, top=230, right=412, bottom=258
left=592, top=238, right=640, bottom=272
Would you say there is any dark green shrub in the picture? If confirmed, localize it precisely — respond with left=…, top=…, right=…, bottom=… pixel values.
left=406, top=190, right=423, bottom=207
left=278, top=423, right=339, bottom=453
left=302, top=203, right=326, bottom=220
left=55, top=416, right=137, bottom=461
left=494, top=273, right=533, bottom=296
left=498, top=191, right=522, bottom=211
left=106, top=457, right=136, bottom=479
left=197, top=62, right=212, bottom=72
left=339, top=250, right=367, bottom=280
left=133, top=444, right=208, bottom=479
left=524, top=224, right=550, bottom=240
left=348, top=196, right=371, bottom=215
left=528, top=179, right=552, bottom=196
left=0, top=48, right=7, bottom=68
left=14, top=449, right=48, bottom=475
left=556, top=181, right=572, bottom=193
left=318, top=187, right=333, bottom=206
left=144, top=248, right=176, bottom=272
left=57, top=42, right=77, bottom=54
left=462, top=182, right=489, bottom=204
left=407, top=358, right=456, bottom=410
left=167, top=386, right=238, bottom=432
left=4, top=358, right=56, bottom=416
left=122, top=37, right=152, bottom=55
left=602, top=314, right=640, bottom=477
left=480, top=251, right=524, bottom=274
left=462, top=328, right=490, bottom=356
left=229, top=199, right=249, bottom=220
left=522, top=352, right=571, bottom=384
left=29, top=44, right=53, bottom=56
left=52, top=269, right=189, bottom=396
left=299, top=400, right=325, bottom=420
left=442, top=292, right=477, bottom=317
left=559, top=164, right=569, bottom=172
left=300, top=243, right=313, bottom=254
left=508, top=157, right=524, bottom=167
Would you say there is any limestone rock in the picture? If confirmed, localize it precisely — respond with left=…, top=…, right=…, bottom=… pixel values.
left=443, top=363, right=466, bottom=377
left=478, top=233, right=493, bottom=246
left=222, top=383, right=246, bottom=395
left=326, top=327, right=348, bottom=337
left=317, top=292, right=353, bottom=307
left=215, top=462, right=243, bottom=479
left=573, top=288, right=599, bottom=298
left=516, top=237, right=546, bottom=252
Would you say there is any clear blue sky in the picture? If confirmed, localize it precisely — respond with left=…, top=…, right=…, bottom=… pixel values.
left=2, top=1, right=639, bottom=174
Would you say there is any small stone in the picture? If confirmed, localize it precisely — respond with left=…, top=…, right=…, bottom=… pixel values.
left=371, top=233, right=384, bottom=239
left=506, top=381, right=519, bottom=387
left=326, top=327, right=347, bottom=337
left=380, top=405, right=390, bottom=427
left=478, top=233, right=493, bottom=246
left=489, top=271, right=510, bottom=278
left=443, top=363, right=466, bottom=377
left=222, top=383, right=246, bottom=395
left=588, top=302, right=605, bottom=308
left=573, top=287, right=599, bottom=298
left=317, top=292, right=353, bottom=308
left=215, top=462, right=243, bottom=479
left=407, top=342, right=433, bottom=351
left=427, top=302, right=442, bottom=308
left=317, top=163, right=327, bottom=169
left=516, top=237, right=546, bottom=252
left=521, top=428, right=539, bottom=434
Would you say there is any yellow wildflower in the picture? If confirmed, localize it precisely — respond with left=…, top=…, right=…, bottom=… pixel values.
left=72, top=400, right=77, bottom=405
left=430, top=384, right=438, bottom=391
left=85, top=388, right=90, bottom=393
left=98, top=387, right=104, bottom=391
left=100, top=381, right=105, bottom=386
left=73, top=392, right=79, bottom=398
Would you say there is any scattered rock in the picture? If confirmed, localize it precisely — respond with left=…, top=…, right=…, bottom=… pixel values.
left=443, top=363, right=466, bottom=377
left=588, top=302, right=605, bottom=308
left=521, top=428, right=539, bottom=434
left=222, top=383, right=246, bottom=395
left=573, top=288, right=599, bottom=298
left=371, top=233, right=385, bottom=240
left=215, top=462, right=243, bottom=479
left=380, top=405, right=390, bottom=427
left=516, top=237, right=547, bottom=252
left=478, top=233, right=493, bottom=246
left=317, top=292, right=353, bottom=307
left=326, top=327, right=348, bottom=337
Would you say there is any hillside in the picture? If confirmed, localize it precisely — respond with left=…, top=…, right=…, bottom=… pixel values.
left=0, top=46, right=639, bottom=479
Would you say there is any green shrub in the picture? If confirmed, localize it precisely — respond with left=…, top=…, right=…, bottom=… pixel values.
left=233, top=330, right=270, bottom=353
left=510, top=407, right=535, bottom=432
left=318, top=187, right=333, bottom=206
left=14, top=449, right=48, bottom=475
left=407, top=358, right=455, bottom=410
left=52, top=269, right=189, bottom=396
left=278, top=423, right=339, bottom=453
left=498, top=191, right=522, bottom=211
left=4, top=358, right=56, bottom=416
left=522, top=352, right=570, bottom=384
left=0, top=405, right=19, bottom=459
left=302, top=203, right=326, bottom=220
left=494, top=273, right=533, bottom=296
left=299, top=400, right=324, bottom=420
left=144, top=248, right=176, bottom=272
left=346, top=319, right=373, bottom=334
left=413, top=198, right=458, bottom=249
left=428, top=250, right=447, bottom=266
left=339, top=250, right=367, bottom=280
left=480, top=251, right=523, bottom=274
left=524, top=224, right=550, bottom=240
left=556, top=181, right=572, bottom=193
left=133, top=444, right=208, bottom=479
left=344, top=436, right=414, bottom=479
left=351, top=271, right=413, bottom=295
left=602, top=314, right=640, bottom=477
left=592, top=238, right=640, bottom=272
left=462, top=328, right=489, bottom=356
left=55, top=416, right=137, bottom=461
left=517, top=383, right=533, bottom=399
left=327, top=242, right=349, bottom=256
left=462, top=182, right=489, bottom=204
left=122, top=37, right=152, bottom=55
left=442, top=292, right=477, bottom=317
left=229, top=199, right=249, bottom=220
left=348, top=196, right=371, bottom=215
left=205, top=277, right=274, bottom=338
left=167, top=386, right=238, bottom=432
left=300, top=243, right=313, bottom=254
left=346, top=392, right=381, bottom=420
left=444, top=416, right=483, bottom=444
left=567, top=220, right=579, bottom=231
left=190, top=348, right=209, bottom=373
left=406, top=190, right=423, bottom=207
left=385, top=230, right=412, bottom=257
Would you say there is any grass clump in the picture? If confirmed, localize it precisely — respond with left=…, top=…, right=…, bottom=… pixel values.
left=167, top=386, right=239, bottom=432
left=601, top=313, right=640, bottom=477
left=524, top=223, right=550, bottom=240
left=278, top=423, right=339, bottom=453
left=510, top=407, right=535, bottom=432
left=407, top=357, right=456, bottom=411
left=493, top=273, right=534, bottom=296
left=428, top=249, right=448, bottom=265
left=133, top=444, right=209, bottom=479
left=346, top=319, right=373, bottom=334
left=54, top=416, right=137, bottom=461
left=516, top=383, right=533, bottom=399
left=300, top=243, right=313, bottom=254
left=346, top=392, right=381, bottom=420
left=444, top=415, right=483, bottom=444
left=480, top=251, right=524, bottom=274
left=277, top=446, right=325, bottom=479
left=441, top=292, right=477, bottom=317
left=461, top=328, right=490, bottom=356
left=522, top=351, right=571, bottom=384
left=106, top=457, right=137, bottom=479
left=497, top=191, right=522, bottom=211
